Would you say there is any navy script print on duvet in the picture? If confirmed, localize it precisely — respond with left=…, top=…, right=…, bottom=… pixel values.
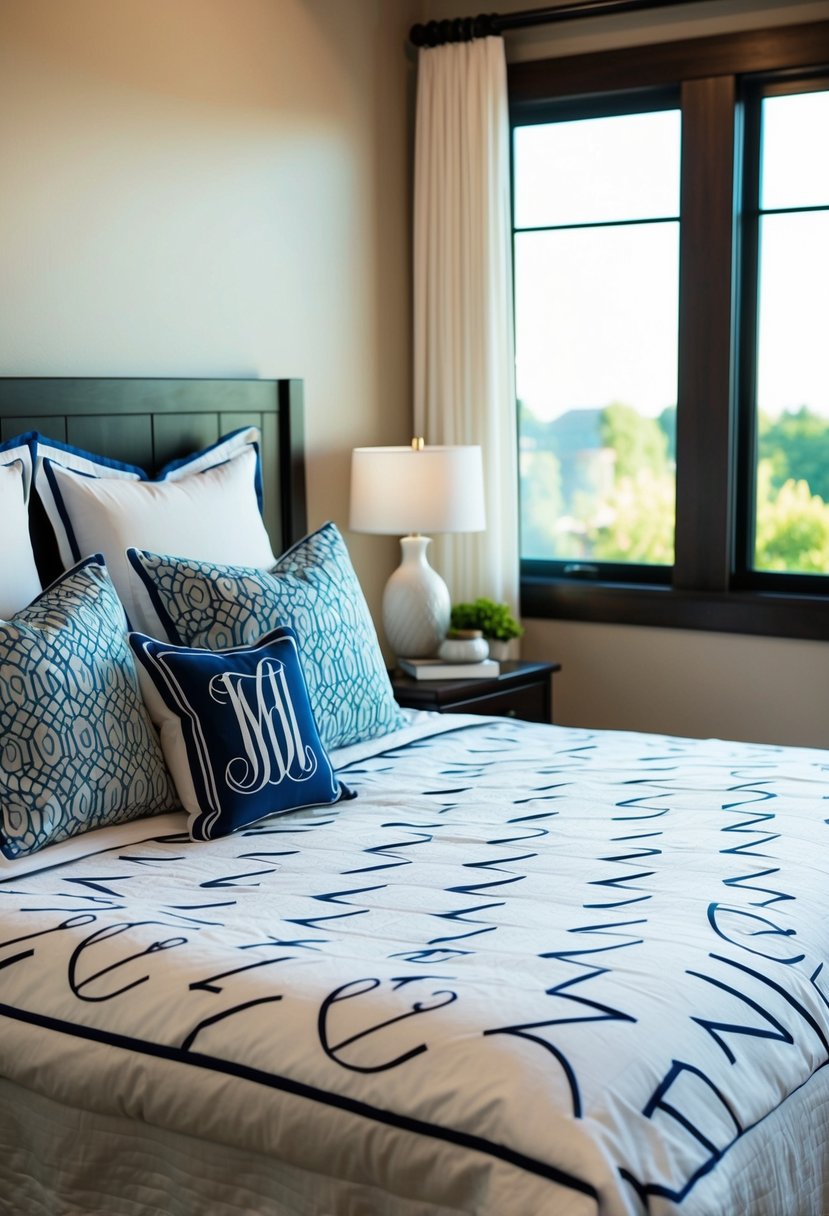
left=1, top=717, right=828, bottom=1215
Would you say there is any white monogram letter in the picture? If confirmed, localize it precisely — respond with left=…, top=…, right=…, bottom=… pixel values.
left=209, top=660, right=318, bottom=796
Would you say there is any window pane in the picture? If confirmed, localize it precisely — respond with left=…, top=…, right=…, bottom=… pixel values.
left=756, top=212, right=829, bottom=415
left=516, top=224, right=678, bottom=564
left=514, top=110, right=680, bottom=229
left=761, top=91, right=829, bottom=211
left=753, top=210, right=829, bottom=574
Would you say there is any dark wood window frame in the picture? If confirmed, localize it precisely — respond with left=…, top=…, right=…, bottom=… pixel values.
left=512, top=20, right=829, bottom=641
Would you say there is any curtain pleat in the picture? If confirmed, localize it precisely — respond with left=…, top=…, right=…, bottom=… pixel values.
left=413, top=37, right=519, bottom=615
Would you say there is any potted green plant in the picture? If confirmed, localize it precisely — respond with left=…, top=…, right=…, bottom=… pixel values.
left=449, top=598, right=522, bottom=660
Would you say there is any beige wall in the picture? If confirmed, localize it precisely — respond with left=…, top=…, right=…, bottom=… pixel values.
left=421, top=0, right=829, bottom=748
left=2, top=0, right=826, bottom=747
left=0, top=0, right=419, bottom=617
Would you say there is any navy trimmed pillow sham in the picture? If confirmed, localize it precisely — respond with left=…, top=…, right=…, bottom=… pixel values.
left=0, top=432, right=41, bottom=618
left=33, top=428, right=275, bottom=629
left=130, top=627, right=354, bottom=842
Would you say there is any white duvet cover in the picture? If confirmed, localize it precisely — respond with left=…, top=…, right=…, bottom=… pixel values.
left=1, top=713, right=828, bottom=1215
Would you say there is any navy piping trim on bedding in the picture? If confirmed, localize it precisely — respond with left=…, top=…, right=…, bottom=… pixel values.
left=0, top=1000, right=599, bottom=1200
left=126, top=549, right=186, bottom=645
left=41, top=458, right=85, bottom=563
left=156, top=429, right=265, bottom=513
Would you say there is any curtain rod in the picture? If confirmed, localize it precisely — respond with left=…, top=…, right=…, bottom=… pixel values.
left=409, top=0, right=710, bottom=47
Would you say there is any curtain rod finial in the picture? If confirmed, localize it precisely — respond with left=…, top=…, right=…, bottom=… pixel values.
left=409, top=12, right=499, bottom=47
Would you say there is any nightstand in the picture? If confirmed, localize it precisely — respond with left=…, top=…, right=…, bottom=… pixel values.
left=390, top=659, right=560, bottom=724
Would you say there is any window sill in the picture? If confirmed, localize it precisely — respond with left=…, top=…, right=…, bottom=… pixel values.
left=521, top=575, right=829, bottom=641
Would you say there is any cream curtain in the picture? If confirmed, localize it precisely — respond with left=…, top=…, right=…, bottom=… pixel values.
left=413, top=35, right=519, bottom=614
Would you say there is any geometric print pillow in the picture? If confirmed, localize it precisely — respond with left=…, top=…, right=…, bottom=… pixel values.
left=130, top=626, right=355, bottom=842
left=0, top=556, right=178, bottom=859
left=127, top=523, right=405, bottom=751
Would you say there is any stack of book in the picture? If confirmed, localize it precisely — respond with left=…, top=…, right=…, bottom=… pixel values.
left=398, top=658, right=500, bottom=681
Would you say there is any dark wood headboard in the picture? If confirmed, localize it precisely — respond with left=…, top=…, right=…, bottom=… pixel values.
left=0, top=377, right=307, bottom=580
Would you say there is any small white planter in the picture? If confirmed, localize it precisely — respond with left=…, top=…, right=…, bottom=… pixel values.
left=486, top=639, right=515, bottom=662
left=438, top=632, right=490, bottom=663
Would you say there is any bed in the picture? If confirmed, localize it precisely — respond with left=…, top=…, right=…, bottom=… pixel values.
left=1, top=378, right=828, bottom=1216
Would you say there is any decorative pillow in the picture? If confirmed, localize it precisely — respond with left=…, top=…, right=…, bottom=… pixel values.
left=0, top=431, right=36, bottom=498
left=34, top=430, right=275, bottom=629
left=33, top=424, right=264, bottom=508
left=127, top=523, right=405, bottom=750
left=0, top=556, right=178, bottom=859
left=156, top=428, right=266, bottom=506
left=0, top=434, right=41, bottom=618
left=130, top=627, right=354, bottom=842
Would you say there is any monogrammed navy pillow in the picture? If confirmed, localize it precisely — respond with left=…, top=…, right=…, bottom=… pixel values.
left=129, top=626, right=354, bottom=842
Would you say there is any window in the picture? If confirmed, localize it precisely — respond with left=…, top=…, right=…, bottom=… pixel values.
left=511, top=21, right=829, bottom=639
left=740, top=83, right=829, bottom=585
left=514, top=101, right=680, bottom=580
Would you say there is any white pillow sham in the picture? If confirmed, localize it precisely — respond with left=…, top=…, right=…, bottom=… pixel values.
left=0, top=436, right=41, bottom=618
left=35, top=430, right=275, bottom=629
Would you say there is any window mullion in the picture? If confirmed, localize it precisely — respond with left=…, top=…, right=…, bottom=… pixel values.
left=733, top=81, right=761, bottom=583
left=674, top=75, right=737, bottom=593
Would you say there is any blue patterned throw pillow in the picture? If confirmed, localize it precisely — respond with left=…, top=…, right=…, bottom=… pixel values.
left=130, top=627, right=354, bottom=841
left=0, top=557, right=177, bottom=859
left=127, top=523, right=405, bottom=751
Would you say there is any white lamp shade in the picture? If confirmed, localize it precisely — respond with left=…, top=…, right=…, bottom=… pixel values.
left=349, top=445, right=485, bottom=535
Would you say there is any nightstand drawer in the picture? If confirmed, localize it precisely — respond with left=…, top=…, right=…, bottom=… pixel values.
left=391, top=660, right=559, bottom=725
left=445, top=682, right=549, bottom=723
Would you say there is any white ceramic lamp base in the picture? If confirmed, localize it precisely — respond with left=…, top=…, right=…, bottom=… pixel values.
left=383, top=535, right=450, bottom=659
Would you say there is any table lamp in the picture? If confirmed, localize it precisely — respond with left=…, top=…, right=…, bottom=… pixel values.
left=350, top=440, right=486, bottom=658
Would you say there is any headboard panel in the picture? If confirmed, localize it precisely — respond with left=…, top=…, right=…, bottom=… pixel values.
left=0, top=377, right=307, bottom=580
